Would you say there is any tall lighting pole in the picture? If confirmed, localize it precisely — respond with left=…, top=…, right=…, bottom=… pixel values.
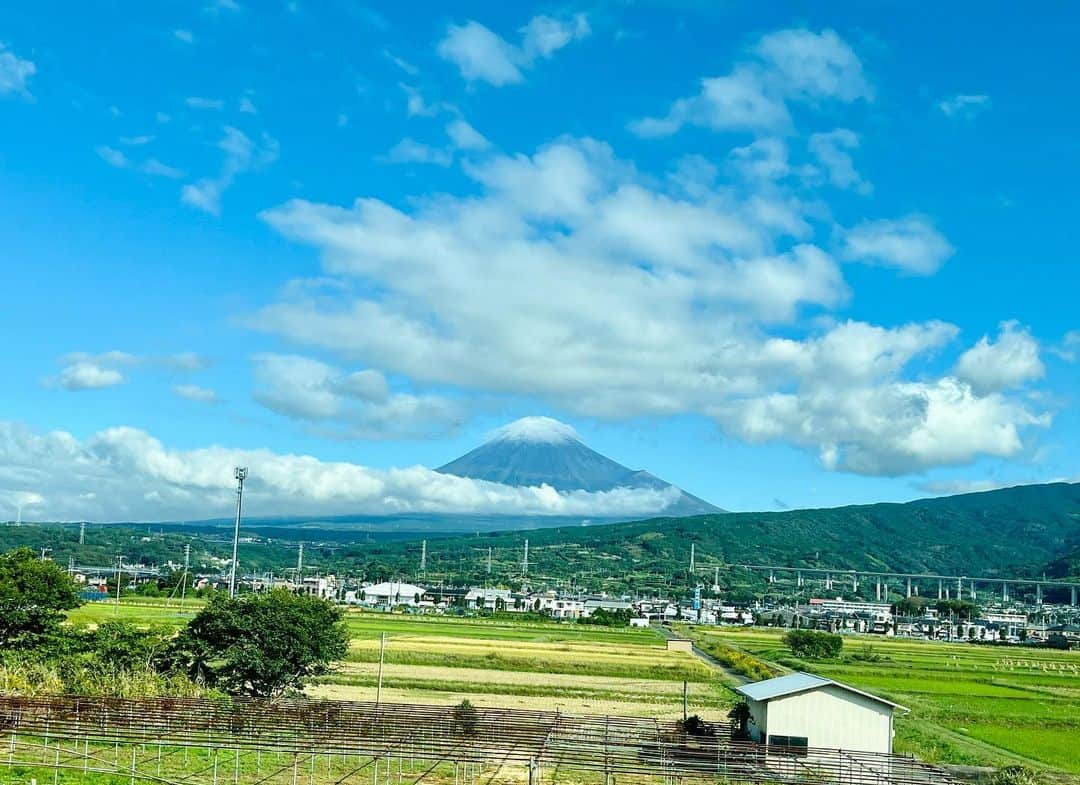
left=228, top=467, right=248, bottom=598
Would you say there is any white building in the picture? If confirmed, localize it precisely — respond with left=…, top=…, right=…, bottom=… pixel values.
left=358, top=582, right=426, bottom=608
left=464, top=588, right=512, bottom=610
left=735, top=672, right=906, bottom=754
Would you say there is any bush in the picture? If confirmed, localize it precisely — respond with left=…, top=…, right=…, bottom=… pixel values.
left=453, top=699, right=479, bottom=736
left=991, top=766, right=1041, bottom=785
left=783, top=629, right=843, bottom=659
left=696, top=639, right=775, bottom=681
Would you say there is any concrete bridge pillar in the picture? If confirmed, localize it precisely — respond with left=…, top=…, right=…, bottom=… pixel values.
left=852, top=574, right=859, bottom=593
left=969, top=581, right=976, bottom=601
left=906, top=578, right=912, bottom=598
left=797, top=571, right=803, bottom=588
left=938, top=580, right=943, bottom=600
left=1072, top=586, right=1077, bottom=607
left=1003, top=581, right=1008, bottom=602
left=875, top=580, right=881, bottom=601
left=1037, top=583, right=1043, bottom=605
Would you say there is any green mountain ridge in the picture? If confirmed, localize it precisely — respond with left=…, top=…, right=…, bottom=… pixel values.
left=354, top=481, right=1080, bottom=590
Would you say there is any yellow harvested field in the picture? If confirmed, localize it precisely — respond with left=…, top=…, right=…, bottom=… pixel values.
left=334, top=661, right=699, bottom=695
left=307, top=682, right=710, bottom=719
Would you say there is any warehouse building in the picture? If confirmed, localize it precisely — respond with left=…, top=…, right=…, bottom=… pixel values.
left=735, top=672, right=906, bottom=754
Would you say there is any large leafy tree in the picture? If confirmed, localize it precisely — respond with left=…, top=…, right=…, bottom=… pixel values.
left=171, top=590, right=349, bottom=698
left=0, top=547, right=81, bottom=649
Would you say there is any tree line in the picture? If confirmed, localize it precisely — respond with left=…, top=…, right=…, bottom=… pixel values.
left=0, top=547, right=348, bottom=699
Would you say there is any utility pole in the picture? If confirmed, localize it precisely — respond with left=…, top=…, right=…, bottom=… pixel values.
left=228, top=467, right=247, bottom=598
left=114, top=555, right=124, bottom=614
left=376, top=632, right=386, bottom=705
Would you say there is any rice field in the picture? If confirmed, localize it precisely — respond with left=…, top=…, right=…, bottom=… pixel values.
left=318, top=613, right=726, bottom=718
left=693, top=626, right=1080, bottom=776
left=65, top=601, right=732, bottom=720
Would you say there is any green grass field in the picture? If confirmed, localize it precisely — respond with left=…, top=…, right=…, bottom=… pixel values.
left=692, top=626, right=1080, bottom=777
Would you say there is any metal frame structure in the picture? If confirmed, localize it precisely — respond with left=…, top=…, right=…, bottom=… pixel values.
left=0, top=695, right=957, bottom=785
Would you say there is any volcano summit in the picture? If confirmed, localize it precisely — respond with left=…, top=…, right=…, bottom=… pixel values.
left=437, top=417, right=721, bottom=516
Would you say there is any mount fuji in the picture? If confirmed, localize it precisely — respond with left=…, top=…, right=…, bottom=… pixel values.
left=437, top=417, right=721, bottom=516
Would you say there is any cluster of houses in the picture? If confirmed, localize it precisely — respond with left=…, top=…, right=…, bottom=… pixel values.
left=753, top=596, right=1080, bottom=646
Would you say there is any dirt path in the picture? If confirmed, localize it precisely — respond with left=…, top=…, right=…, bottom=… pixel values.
left=651, top=624, right=751, bottom=686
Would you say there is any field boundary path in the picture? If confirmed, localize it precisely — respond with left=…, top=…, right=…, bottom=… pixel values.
left=652, top=623, right=753, bottom=685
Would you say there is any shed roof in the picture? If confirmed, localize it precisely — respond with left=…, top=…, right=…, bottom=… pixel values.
left=735, top=672, right=908, bottom=712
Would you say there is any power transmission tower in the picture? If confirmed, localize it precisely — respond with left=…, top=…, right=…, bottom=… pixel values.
left=420, top=540, right=427, bottom=576
left=296, top=543, right=304, bottom=583
left=690, top=543, right=696, bottom=573
left=78, top=522, right=85, bottom=545
left=487, top=546, right=492, bottom=575
left=522, top=539, right=529, bottom=577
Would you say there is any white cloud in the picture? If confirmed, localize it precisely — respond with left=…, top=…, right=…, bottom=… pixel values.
left=182, top=126, right=279, bottom=215
left=0, top=421, right=682, bottom=521
left=384, top=50, right=418, bottom=75
left=438, top=22, right=523, bottom=86
left=728, top=138, right=789, bottom=182
left=174, top=29, right=194, bottom=44
left=96, top=146, right=130, bottom=169
left=954, top=321, right=1044, bottom=395
left=713, top=377, right=1047, bottom=476
left=630, top=69, right=788, bottom=137
left=185, top=96, right=225, bottom=110
left=156, top=112, right=171, bottom=124
left=808, top=128, right=870, bottom=193
left=57, top=362, right=125, bottom=391
left=49, top=351, right=211, bottom=391
left=753, top=28, right=872, bottom=102
left=239, top=95, right=257, bottom=114
left=119, top=134, right=155, bottom=146
left=383, top=138, right=453, bottom=166
left=244, top=130, right=1045, bottom=476
left=938, top=93, right=990, bottom=118
left=446, top=119, right=490, bottom=151
left=252, top=354, right=463, bottom=439
left=1049, top=330, right=1080, bottom=362
left=141, top=159, right=186, bottom=179
left=631, top=28, right=869, bottom=137
left=520, top=14, right=590, bottom=60
left=841, top=215, right=954, bottom=275
left=437, top=14, right=590, bottom=87
left=174, top=384, right=218, bottom=403
left=205, top=0, right=241, bottom=13
left=0, top=43, right=35, bottom=97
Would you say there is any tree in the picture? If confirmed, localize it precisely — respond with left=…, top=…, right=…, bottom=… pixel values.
left=0, top=548, right=81, bottom=650
left=783, top=629, right=843, bottom=659
left=171, top=590, right=349, bottom=698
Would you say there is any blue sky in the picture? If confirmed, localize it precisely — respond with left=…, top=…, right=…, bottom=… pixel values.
left=1, top=1, right=1078, bottom=521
